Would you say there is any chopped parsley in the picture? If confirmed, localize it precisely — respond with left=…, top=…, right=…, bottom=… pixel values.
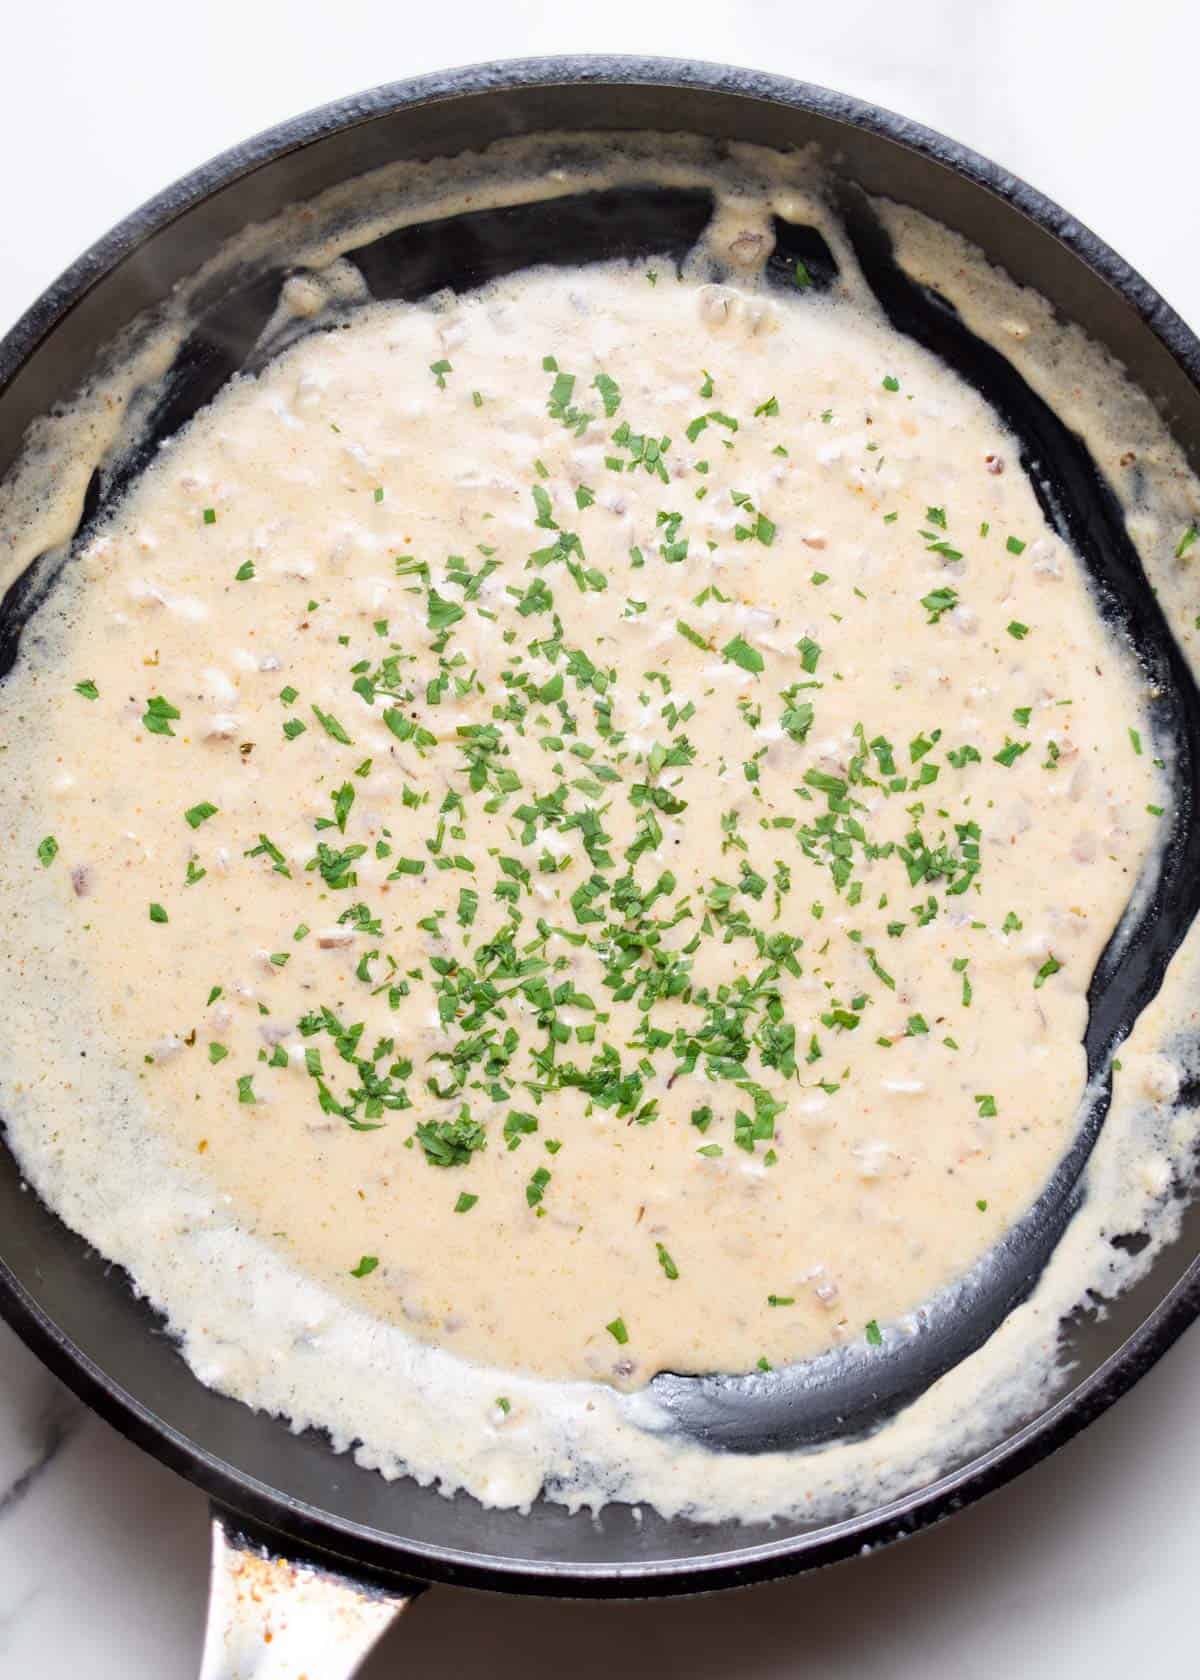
left=655, top=1243, right=679, bottom=1281
left=415, top=1116, right=486, bottom=1167
left=312, top=705, right=353, bottom=744
left=721, top=635, right=764, bottom=675
left=143, top=695, right=181, bottom=736
left=921, top=586, right=958, bottom=624
left=994, top=739, right=1029, bottom=767
left=526, top=1166, right=551, bottom=1207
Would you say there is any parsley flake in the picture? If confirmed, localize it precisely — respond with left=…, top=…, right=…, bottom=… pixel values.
left=721, top=635, right=764, bottom=675
left=143, top=695, right=181, bottom=737
left=655, top=1244, right=679, bottom=1281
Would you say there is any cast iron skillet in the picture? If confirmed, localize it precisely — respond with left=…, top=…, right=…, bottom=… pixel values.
left=2, top=53, right=1200, bottom=1659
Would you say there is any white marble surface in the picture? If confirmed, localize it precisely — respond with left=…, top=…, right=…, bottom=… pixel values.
left=2, top=1, right=1199, bottom=1673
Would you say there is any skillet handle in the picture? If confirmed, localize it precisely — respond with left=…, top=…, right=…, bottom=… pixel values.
left=199, top=1504, right=426, bottom=1679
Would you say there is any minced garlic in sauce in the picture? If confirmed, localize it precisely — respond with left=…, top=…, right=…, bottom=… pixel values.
left=0, top=134, right=1196, bottom=1523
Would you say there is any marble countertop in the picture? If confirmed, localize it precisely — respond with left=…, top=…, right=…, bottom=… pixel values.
left=2, top=2, right=1198, bottom=1673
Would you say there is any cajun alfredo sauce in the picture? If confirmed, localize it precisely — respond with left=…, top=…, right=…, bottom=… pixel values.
left=0, top=139, right=1190, bottom=1521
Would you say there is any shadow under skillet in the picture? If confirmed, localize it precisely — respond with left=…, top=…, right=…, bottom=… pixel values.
left=2, top=183, right=1197, bottom=1463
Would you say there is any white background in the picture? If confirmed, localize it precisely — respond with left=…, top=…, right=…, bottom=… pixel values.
left=1, top=2, right=1198, bottom=1674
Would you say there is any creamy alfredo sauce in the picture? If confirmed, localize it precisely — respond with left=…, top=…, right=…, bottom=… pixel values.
left=0, top=137, right=1194, bottom=1522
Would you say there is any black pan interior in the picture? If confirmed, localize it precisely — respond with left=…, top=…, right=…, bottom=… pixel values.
left=1, top=61, right=1199, bottom=1594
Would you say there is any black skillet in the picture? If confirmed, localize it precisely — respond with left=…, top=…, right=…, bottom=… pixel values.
left=2, top=54, right=1200, bottom=1671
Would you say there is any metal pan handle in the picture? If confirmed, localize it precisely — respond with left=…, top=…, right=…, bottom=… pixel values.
left=199, top=1504, right=426, bottom=1679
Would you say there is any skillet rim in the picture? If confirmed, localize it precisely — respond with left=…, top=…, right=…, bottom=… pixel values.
left=1, top=51, right=1198, bottom=1596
